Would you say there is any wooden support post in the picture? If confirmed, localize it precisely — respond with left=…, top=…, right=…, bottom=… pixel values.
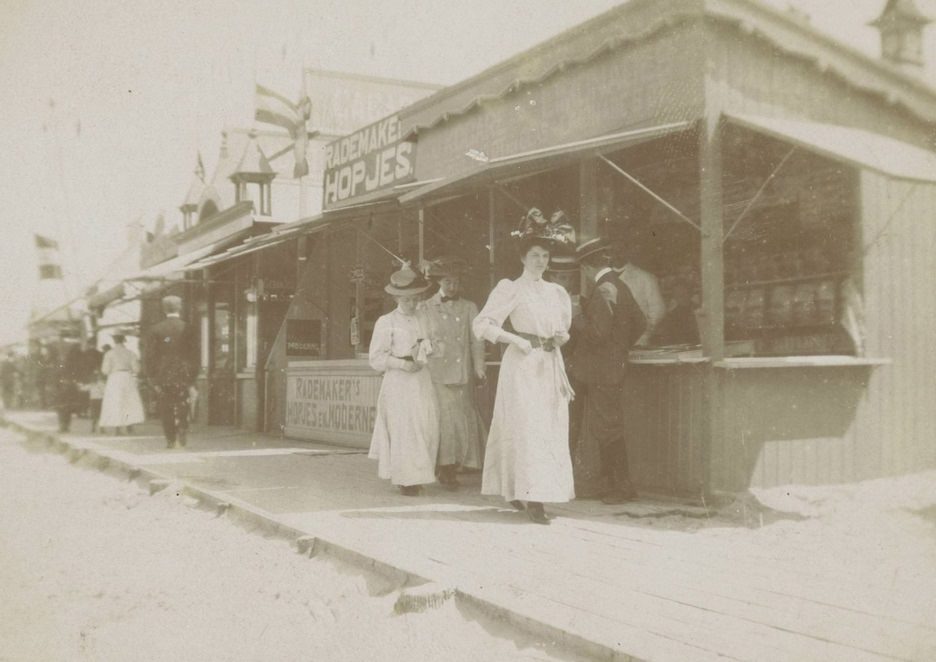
left=418, top=206, right=425, bottom=265
left=578, top=158, right=599, bottom=241
left=488, top=188, right=496, bottom=291
left=699, top=116, right=725, bottom=361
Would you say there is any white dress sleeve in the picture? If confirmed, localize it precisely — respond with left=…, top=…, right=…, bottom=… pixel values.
left=368, top=315, right=393, bottom=373
left=555, top=284, right=572, bottom=333
left=472, top=279, right=518, bottom=343
left=101, top=351, right=114, bottom=376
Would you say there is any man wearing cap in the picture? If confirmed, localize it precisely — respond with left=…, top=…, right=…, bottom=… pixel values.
left=571, top=237, right=645, bottom=503
left=421, top=256, right=487, bottom=488
left=145, top=295, right=197, bottom=449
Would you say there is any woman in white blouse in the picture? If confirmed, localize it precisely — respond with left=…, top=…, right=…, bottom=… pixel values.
left=472, top=209, right=576, bottom=524
left=368, top=265, right=440, bottom=496
left=98, top=334, right=145, bottom=435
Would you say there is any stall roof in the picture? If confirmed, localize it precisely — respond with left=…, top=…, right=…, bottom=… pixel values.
left=122, top=229, right=255, bottom=287
left=399, top=120, right=696, bottom=205
left=726, top=113, right=936, bottom=184
left=184, top=216, right=332, bottom=270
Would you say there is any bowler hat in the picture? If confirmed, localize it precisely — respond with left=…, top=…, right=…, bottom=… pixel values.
left=576, top=237, right=611, bottom=263
left=384, top=264, right=433, bottom=296
left=549, top=254, right=579, bottom=273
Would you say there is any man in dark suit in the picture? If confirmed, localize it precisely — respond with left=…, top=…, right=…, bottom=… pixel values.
left=145, top=295, right=197, bottom=449
left=570, top=238, right=646, bottom=504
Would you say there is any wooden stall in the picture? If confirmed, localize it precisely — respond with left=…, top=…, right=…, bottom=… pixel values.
left=282, top=0, right=936, bottom=495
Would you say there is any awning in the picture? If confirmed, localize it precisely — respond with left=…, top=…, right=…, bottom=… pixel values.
left=87, top=283, right=126, bottom=310
left=399, top=120, right=697, bottom=205
left=185, top=216, right=331, bottom=271
left=726, top=114, right=936, bottom=183
left=124, top=230, right=254, bottom=284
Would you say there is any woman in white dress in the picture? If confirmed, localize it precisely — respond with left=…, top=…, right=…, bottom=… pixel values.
left=98, top=334, right=145, bottom=435
left=472, top=208, right=577, bottom=524
left=368, top=265, right=440, bottom=496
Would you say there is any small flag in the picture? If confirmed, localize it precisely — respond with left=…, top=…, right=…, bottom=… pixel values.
left=254, top=84, right=301, bottom=135
left=35, top=234, right=63, bottom=280
left=255, top=84, right=311, bottom=179
left=195, top=151, right=206, bottom=182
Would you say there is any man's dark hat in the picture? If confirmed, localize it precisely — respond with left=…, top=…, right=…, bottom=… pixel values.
left=575, top=237, right=611, bottom=263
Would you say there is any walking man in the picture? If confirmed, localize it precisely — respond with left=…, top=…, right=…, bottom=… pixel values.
left=145, top=295, right=197, bottom=449
left=571, top=238, right=646, bottom=503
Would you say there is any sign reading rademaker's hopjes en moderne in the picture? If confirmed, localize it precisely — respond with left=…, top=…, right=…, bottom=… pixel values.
left=323, top=114, right=415, bottom=208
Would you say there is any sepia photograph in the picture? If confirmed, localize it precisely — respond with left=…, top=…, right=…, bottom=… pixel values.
left=1, top=0, right=935, bottom=660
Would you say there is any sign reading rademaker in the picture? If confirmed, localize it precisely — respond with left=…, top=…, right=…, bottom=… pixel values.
left=323, top=114, right=415, bottom=208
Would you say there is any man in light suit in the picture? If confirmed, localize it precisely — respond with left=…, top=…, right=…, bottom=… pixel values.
left=145, top=295, right=197, bottom=449
left=422, top=256, right=487, bottom=489
left=571, top=238, right=646, bottom=503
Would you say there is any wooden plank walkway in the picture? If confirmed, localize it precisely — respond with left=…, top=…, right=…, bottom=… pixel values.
left=6, top=412, right=936, bottom=662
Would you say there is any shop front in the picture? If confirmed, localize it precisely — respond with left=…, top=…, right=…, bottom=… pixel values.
left=282, top=0, right=936, bottom=496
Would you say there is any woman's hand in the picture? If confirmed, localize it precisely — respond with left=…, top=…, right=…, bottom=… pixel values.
left=552, top=331, right=570, bottom=348
left=401, top=360, right=422, bottom=373
left=511, top=336, right=533, bottom=355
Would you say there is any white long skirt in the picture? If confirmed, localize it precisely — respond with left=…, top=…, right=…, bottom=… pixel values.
left=369, top=367, right=440, bottom=486
left=482, top=345, right=575, bottom=503
left=98, top=372, right=145, bottom=428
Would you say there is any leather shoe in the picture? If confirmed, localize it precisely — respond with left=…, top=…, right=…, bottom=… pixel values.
left=526, top=502, right=550, bottom=525
left=508, top=500, right=525, bottom=511
left=399, top=485, right=422, bottom=496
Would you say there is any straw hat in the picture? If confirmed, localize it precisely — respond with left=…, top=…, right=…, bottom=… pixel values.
left=384, top=264, right=433, bottom=296
left=575, top=237, right=611, bottom=264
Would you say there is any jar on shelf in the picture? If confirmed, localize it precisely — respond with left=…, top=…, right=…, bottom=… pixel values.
left=743, top=288, right=766, bottom=330
left=768, top=285, right=794, bottom=327
left=726, top=289, right=746, bottom=334
left=815, top=280, right=837, bottom=325
left=792, top=282, right=818, bottom=326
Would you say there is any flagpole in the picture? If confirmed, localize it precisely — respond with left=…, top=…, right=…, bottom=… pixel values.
left=298, top=68, right=308, bottom=220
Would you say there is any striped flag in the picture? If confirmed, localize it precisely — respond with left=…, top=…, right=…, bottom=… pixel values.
left=34, top=234, right=63, bottom=280
left=254, top=84, right=311, bottom=178
left=255, top=84, right=302, bottom=135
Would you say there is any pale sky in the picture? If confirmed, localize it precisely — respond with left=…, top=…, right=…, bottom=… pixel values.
left=0, top=0, right=932, bottom=346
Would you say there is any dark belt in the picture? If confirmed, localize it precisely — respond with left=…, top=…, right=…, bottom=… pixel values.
left=516, top=332, right=557, bottom=352
left=393, top=355, right=415, bottom=362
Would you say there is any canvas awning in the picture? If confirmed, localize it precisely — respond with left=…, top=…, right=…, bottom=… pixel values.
left=725, top=113, right=936, bottom=183
left=399, top=120, right=697, bottom=205
left=184, top=216, right=332, bottom=271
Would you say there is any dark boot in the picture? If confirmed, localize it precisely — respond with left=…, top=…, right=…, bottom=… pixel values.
left=438, top=465, right=459, bottom=490
left=526, top=501, right=550, bottom=525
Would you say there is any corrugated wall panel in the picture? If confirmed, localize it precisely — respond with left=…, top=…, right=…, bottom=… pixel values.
left=859, top=171, right=936, bottom=477
left=626, top=364, right=707, bottom=498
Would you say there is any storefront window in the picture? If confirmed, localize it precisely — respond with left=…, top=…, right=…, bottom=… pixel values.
left=722, top=128, right=857, bottom=356
left=354, top=215, right=403, bottom=355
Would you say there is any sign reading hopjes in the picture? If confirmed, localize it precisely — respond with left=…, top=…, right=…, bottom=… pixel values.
left=323, top=114, right=415, bottom=208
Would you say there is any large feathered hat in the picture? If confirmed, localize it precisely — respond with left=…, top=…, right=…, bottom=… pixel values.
left=511, top=208, right=576, bottom=248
